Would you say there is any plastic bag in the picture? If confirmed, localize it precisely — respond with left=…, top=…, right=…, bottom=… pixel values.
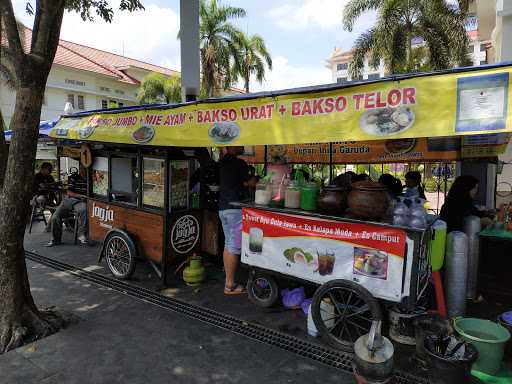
left=282, top=286, right=306, bottom=308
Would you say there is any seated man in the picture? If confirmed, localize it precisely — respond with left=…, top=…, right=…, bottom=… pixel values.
left=33, top=162, right=56, bottom=206
left=46, top=190, right=87, bottom=246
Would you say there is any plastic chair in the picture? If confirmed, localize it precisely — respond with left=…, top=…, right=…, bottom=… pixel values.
left=28, top=199, right=47, bottom=233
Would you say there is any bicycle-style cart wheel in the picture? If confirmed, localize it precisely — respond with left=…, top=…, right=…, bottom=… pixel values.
left=104, top=232, right=137, bottom=279
left=247, top=271, right=279, bottom=308
left=311, top=279, right=381, bottom=352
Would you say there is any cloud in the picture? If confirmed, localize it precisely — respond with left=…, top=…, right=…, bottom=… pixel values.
left=12, top=0, right=181, bottom=71
left=269, top=0, right=349, bottom=30
left=242, top=55, right=332, bottom=92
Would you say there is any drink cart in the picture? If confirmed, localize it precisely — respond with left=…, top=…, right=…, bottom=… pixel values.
left=235, top=202, right=431, bottom=351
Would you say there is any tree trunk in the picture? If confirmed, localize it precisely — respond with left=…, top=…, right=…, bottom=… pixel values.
left=244, top=76, right=249, bottom=93
left=0, top=86, right=63, bottom=353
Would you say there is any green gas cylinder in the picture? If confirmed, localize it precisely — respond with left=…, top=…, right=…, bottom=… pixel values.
left=183, top=255, right=205, bottom=286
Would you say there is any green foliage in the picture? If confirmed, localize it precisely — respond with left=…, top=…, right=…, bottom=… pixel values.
left=63, top=0, right=144, bottom=22
left=199, top=0, right=246, bottom=97
left=342, top=0, right=472, bottom=77
left=137, top=72, right=182, bottom=104
left=233, top=34, right=272, bottom=93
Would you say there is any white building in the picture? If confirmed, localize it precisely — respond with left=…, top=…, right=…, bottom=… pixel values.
left=1, top=27, right=243, bottom=127
left=474, top=0, right=512, bottom=204
left=326, top=49, right=385, bottom=83
left=326, top=13, right=491, bottom=83
left=0, top=28, right=181, bottom=127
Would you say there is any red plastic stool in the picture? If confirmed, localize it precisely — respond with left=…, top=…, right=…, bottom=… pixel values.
left=429, top=271, right=447, bottom=318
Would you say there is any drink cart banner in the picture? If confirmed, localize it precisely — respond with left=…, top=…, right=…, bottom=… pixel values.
left=241, top=208, right=411, bottom=301
left=50, top=66, right=512, bottom=147
left=241, top=137, right=461, bottom=164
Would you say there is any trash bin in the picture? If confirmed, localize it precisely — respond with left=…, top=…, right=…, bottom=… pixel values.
left=424, top=335, right=479, bottom=384
left=413, top=315, right=453, bottom=362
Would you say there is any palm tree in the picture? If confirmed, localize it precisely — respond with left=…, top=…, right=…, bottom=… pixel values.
left=137, top=72, right=182, bottom=104
left=343, top=0, right=472, bottom=79
left=200, top=0, right=246, bottom=97
left=234, top=33, right=272, bottom=93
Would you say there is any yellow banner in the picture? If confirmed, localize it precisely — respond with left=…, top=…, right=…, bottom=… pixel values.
left=50, top=66, right=512, bottom=147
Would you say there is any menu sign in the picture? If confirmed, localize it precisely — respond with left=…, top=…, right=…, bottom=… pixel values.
left=241, top=137, right=460, bottom=164
left=241, top=208, right=412, bottom=301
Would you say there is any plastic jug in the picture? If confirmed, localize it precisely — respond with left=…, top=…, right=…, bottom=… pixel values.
left=300, top=182, right=319, bottom=211
left=430, top=220, right=447, bottom=272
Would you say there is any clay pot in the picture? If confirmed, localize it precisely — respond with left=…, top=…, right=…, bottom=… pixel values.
left=348, top=181, right=390, bottom=221
left=317, top=185, right=349, bottom=215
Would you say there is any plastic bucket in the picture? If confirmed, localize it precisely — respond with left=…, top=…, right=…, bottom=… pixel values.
left=454, top=317, right=511, bottom=375
left=424, top=336, right=478, bottom=384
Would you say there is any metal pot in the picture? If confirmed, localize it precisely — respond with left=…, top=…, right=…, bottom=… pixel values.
left=353, top=321, right=394, bottom=384
left=348, top=181, right=390, bottom=221
left=317, top=185, right=348, bottom=215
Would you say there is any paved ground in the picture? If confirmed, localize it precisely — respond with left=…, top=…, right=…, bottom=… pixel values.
left=10, top=222, right=510, bottom=383
left=1, top=259, right=355, bottom=384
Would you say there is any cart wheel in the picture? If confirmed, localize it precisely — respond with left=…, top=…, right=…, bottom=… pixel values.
left=104, top=232, right=137, bottom=279
left=311, top=280, right=381, bottom=352
left=247, top=272, right=279, bottom=308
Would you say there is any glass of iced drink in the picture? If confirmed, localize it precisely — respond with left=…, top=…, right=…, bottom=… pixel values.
left=249, top=227, right=264, bottom=253
left=318, top=250, right=335, bottom=276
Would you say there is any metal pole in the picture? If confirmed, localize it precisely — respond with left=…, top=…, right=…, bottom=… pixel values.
left=180, top=0, right=200, bottom=102
left=329, top=142, right=333, bottom=184
left=263, top=145, right=268, bottom=176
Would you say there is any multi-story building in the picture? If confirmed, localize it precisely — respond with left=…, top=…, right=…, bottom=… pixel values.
left=326, top=49, right=385, bottom=84
left=1, top=27, right=243, bottom=127
left=326, top=13, right=492, bottom=83
left=0, top=28, right=180, bottom=127
left=473, top=0, right=512, bottom=204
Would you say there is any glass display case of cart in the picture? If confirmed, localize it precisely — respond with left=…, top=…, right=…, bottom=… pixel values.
left=169, top=160, right=192, bottom=211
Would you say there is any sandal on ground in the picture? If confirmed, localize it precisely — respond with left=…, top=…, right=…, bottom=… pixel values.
left=224, top=284, right=246, bottom=295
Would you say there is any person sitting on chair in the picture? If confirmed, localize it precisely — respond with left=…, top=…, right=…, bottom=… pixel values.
left=46, top=190, right=88, bottom=246
left=33, top=162, right=56, bottom=206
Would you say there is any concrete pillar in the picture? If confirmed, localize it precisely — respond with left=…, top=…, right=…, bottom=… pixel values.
left=501, top=15, right=512, bottom=60
left=180, top=0, right=200, bottom=102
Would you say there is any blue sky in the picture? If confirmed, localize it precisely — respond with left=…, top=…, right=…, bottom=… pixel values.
left=13, top=0, right=376, bottom=91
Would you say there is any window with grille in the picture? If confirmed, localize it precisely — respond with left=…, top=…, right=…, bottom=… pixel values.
left=101, top=100, right=108, bottom=109
left=67, top=94, right=75, bottom=108
left=337, top=77, right=347, bottom=83
left=337, top=63, right=348, bottom=71
left=367, top=73, right=380, bottom=80
left=77, top=95, right=85, bottom=110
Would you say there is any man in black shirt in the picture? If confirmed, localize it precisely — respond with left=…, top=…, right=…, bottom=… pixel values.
left=219, top=146, right=250, bottom=295
left=33, top=162, right=56, bottom=206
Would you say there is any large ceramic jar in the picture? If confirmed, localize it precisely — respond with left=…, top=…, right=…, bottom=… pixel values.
left=317, top=185, right=349, bottom=215
left=348, top=181, right=390, bottom=221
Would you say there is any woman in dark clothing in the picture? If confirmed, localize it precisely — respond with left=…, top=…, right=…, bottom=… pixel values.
left=440, top=175, right=483, bottom=232
left=378, top=174, right=403, bottom=199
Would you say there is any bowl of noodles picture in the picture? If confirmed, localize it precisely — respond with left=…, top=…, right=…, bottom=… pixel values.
left=360, top=106, right=415, bottom=136
left=208, top=122, right=240, bottom=144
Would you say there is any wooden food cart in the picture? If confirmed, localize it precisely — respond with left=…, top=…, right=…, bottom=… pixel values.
left=55, top=126, right=214, bottom=284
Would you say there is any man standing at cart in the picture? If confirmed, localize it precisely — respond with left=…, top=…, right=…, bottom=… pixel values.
left=219, top=146, right=250, bottom=295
